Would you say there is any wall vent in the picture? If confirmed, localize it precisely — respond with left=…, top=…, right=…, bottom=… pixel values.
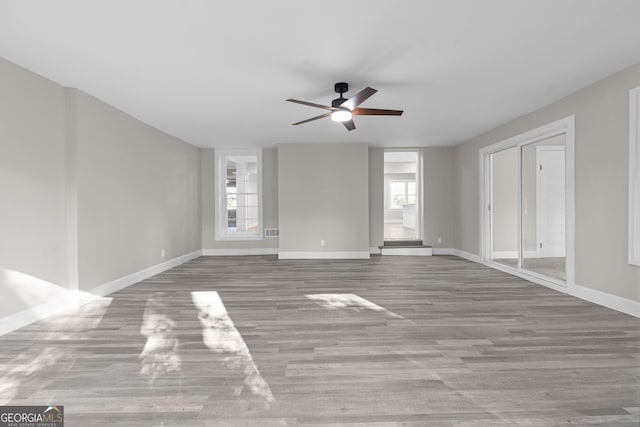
left=265, top=228, right=279, bottom=237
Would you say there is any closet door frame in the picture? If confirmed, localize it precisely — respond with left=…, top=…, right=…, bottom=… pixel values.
left=479, top=116, right=575, bottom=293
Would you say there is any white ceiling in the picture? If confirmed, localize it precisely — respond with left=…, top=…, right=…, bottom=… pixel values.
left=1, top=1, right=639, bottom=149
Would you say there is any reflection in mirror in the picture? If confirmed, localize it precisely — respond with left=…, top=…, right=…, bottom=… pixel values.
left=139, top=293, right=182, bottom=384
left=489, top=146, right=519, bottom=269
left=191, top=291, right=274, bottom=408
left=521, top=134, right=566, bottom=280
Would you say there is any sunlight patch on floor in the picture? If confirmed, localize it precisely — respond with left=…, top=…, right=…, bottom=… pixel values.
left=191, top=291, right=274, bottom=408
left=0, top=296, right=113, bottom=405
left=139, top=293, right=182, bottom=384
left=306, top=293, right=407, bottom=320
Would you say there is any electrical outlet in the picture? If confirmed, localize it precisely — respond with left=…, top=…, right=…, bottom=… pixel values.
left=161, top=249, right=165, bottom=258
left=437, top=237, right=442, bottom=244
left=320, top=240, right=325, bottom=247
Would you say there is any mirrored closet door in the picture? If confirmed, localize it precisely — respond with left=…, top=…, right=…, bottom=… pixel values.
left=485, top=130, right=569, bottom=285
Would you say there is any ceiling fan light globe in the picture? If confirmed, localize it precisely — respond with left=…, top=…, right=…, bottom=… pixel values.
left=331, top=109, right=352, bottom=122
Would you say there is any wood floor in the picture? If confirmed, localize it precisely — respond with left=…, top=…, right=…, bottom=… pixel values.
left=1, top=255, right=638, bottom=426
left=384, top=222, right=417, bottom=240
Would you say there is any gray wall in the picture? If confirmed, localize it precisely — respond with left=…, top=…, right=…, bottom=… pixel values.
left=453, top=62, right=640, bottom=302
left=0, top=58, right=69, bottom=318
left=278, top=143, right=369, bottom=255
left=423, top=148, right=455, bottom=249
left=200, top=148, right=279, bottom=250
left=0, top=57, right=202, bottom=321
left=369, top=148, right=384, bottom=249
left=72, top=90, right=201, bottom=290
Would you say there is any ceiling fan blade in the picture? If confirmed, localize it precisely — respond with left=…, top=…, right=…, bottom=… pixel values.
left=342, top=119, right=356, bottom=131
left=286, top=99, right=332, bottom=111
left=341, top=87, right=377, bottom=110
left=292, top=112, right=331, bottom=125
left=352, top=107, right=403, bottom=116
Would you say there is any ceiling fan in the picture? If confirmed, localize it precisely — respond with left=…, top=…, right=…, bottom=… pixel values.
left=286, top=82, right=403, bottom=131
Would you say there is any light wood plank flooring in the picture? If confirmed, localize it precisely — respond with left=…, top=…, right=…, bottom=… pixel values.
left=1, top=255, right=638, bottom=426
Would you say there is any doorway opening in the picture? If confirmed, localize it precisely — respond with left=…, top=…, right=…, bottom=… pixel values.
left=481, top=116, right=575, bottom=291
left=383, top=150, right=421, bottom=242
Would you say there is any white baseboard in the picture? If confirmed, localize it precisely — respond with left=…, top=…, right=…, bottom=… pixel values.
left=370, top=246, right=381, bottom=255
left=491, top=250, right=518, bottom=259
left=451, top=248, right=639, bottom=318
left=484, top=259, right=568, bottom=294
left=491, top=250, right=540, bottom=259
left=86, top=250, right=202, bottom=301
left=432, top=248, right=454, bottom=255
left=570, top=283, right=640, bottom=317
left=202, top=248, right=278, bottom=256
left=0, top=292, right=83, bottom=336
left=0, top=250, right=202, bottom=336
left=278, top=251, right=370, bottom=260
left=452, top=248, right=482, bottom=263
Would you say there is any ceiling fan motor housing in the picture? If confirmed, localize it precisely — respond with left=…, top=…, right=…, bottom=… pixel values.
left=332, top=82, right=349, bottom=108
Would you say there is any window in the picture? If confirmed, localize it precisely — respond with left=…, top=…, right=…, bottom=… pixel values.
left=389, top=180, right=416, bottom=209
left=215, top=149, right=263, bottom=240
left=630, top=87, right=640, bottom=266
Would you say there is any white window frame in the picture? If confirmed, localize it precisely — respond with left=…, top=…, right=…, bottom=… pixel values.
left=388, top=180, right=416, bottom=210
left=629, top=87, right=640, bottom=266
left=215, top=149, right=263, bottom=241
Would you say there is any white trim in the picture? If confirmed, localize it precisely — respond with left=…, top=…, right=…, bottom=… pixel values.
left=202, top=248, right=278, bottom=256
left=417, top=149, right=424, bottom=241
left=278, top=251, right=370, bottom=260
left=0, top=250, right=202, bottom=336
left=384, top=149, right=422, bottom=241
left=380, top=247, right=432, bottom=256
left=629, top=86, right=640, bottom=266
left=491, top=250, right=538, bottom=259
left=215, top=149, right=264, bottom=241
left=571, top=282, right=640, bottom=317
left=452, top=249, right=638, bottom=318
left=432, top=248, right=454, bottom=255
left=492, top=250, right=519, bottom=259
left=86, top=250, right=202, bottom=300
left=0, top=292, right=82, bottom=336
left=479, top=115, right=575, bottom=290
left=369, top=246, right=381, bottom=255
left=452, top=248, right=482, bottom=263
left=485, top=260, right=567, bottom=293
